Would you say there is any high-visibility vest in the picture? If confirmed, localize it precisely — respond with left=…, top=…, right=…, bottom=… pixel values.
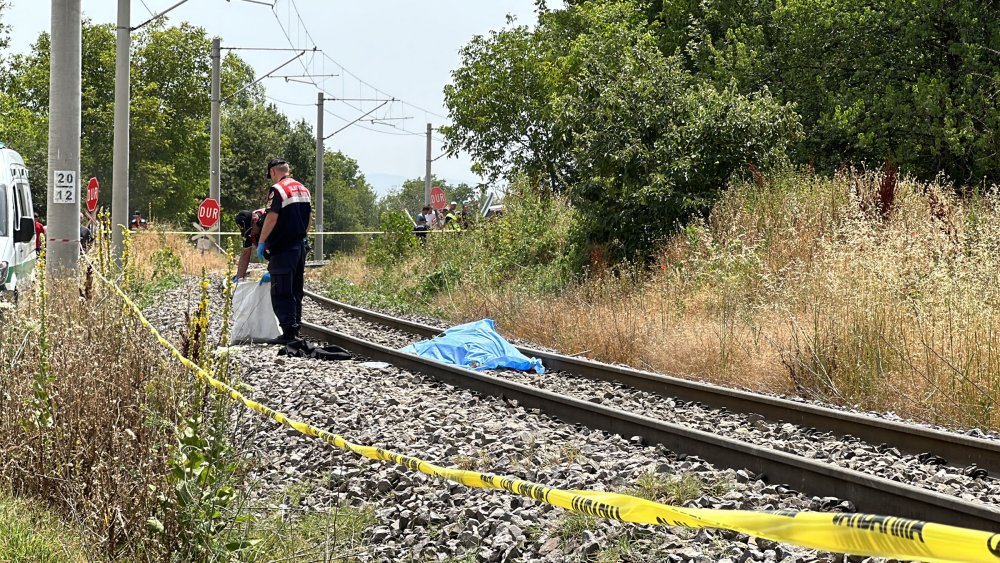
left=272, top=177, right=311, bottom=208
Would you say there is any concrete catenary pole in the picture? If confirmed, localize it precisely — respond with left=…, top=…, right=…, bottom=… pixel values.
left=47, top=0, right=82, bottom=275
left=424, top=123, right=432, bottom=207
left=111, top=0, right=130, bottom=260
left=209, top=38, right=221, bottom=245
left=315, top=92, right=324, bottom=259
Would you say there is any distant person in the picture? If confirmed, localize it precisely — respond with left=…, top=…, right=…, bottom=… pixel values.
left=417, top=205, right=432, bottom=224
left=444, top=206, right=461, bottom=231
left=234, top=208, right=267, bottom=281
left=414, top=215, right=429, bottom=241
left=33, top=213, right=45, bottom=255
left=461, top=203, right=472, bottom=229
left=425, top=207, right=441, bottom=231
left=79, top=224, right=93, bottom=253
left=258, top=157, right=312, bottom=345
left=129, top=210, right=147, bottom=230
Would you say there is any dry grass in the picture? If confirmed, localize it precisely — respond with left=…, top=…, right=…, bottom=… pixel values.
left=129, top=225, right=229, bottom=277
left=0, top=273, right=186, bottom=558
left=337, top=169, right=1000, bottom=430
left=314, top=252, right=369, bottom=286
left=602, top=171, right=1000, bottom=428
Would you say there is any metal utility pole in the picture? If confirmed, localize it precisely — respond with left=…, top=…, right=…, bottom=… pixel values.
left=424, top=123, right=432, bottom=206
left=111, top=0, right=130, bottom=259
left=315, top=92, right=324, bottom=259
left=47, top=0, right=82, bottom=275
left=209, top=37, right=221, bottom=245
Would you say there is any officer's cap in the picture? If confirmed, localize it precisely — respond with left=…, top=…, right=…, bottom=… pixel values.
left=266, top=157, right=288, bottom=178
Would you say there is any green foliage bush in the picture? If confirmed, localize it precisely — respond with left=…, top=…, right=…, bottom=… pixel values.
left=326, top=177, right=586, bottom=312
left=366, top=211, right=420, bottom=269
left=416, top=177, right=586, bottom=296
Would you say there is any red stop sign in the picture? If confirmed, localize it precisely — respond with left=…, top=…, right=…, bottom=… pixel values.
left=198, top=197, right=221, bottom=229
left=429, top=186, right=447, bottom=209
left=86, top=177, right=99, bottom=213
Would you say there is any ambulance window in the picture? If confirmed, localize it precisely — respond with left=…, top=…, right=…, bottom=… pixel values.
left=0, top=186, right=8, bottom=237
left=15, top=182, right=31, bottom=219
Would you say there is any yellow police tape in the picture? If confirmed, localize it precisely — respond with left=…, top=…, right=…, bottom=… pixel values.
left=88, top=265, right=1000, bottom=563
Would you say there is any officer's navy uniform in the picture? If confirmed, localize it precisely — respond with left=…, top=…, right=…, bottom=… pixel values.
left=265, top=176, right=311, bottom=339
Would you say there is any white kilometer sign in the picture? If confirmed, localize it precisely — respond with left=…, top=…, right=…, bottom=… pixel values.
left=53, top=170, right=77, bottom=204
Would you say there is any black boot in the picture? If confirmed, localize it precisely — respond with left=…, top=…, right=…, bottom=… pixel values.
left=273, top=326, right=299, bottom=345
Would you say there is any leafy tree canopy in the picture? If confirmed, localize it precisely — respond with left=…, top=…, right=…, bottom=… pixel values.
left=0, top=19, right=379, bottom=233
left=444, top=0, right=801, bottom=257
left=649, top=0, right=1000, bottom=183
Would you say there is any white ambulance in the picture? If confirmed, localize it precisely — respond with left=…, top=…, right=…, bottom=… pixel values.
left=0, top=142, right=37, bottom=295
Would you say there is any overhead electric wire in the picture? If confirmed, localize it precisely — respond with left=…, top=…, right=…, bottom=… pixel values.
left=323, top=107, right=422, bottom=137
left=325, top=100, right=390, bottom=140
left=138, top=0, right=156, bottom=17
left=270, top=0, right=451, bottom=138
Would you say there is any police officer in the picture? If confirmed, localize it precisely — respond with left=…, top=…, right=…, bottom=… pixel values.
left=257, top=157, right=312, bottom=344
left=444, top=205, right=462, bottom=231
left=234, top=208, right=267, bottom=281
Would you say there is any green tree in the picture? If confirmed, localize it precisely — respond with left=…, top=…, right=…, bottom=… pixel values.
left=444, top=0, right=800, bottom=257
left=771, top=0, right=1000, bottom=182
left=443, top=23, right=570, bottom=190
left=283, top=119, right=316, bottom=189
left=0, top=1, right=8, bottom=53
left=220, top=103, right=290, bottom=215
left=652, top=0, right=1000, bottom=184
left=130, top=23, right=214, bottom=221
left=321, top=150, right=378, bottom=251
left=2, top=17, right=382, bottom=233
left=2, top=21, right=269, bottom=222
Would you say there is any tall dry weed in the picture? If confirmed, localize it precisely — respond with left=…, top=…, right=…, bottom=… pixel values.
left=0, top=273, right=185, bottom=557
left=780, top=173, right=1000, bottom=425
left=654, top=169, right=1000, bottom=427
left=129, top=227, right=228, bottom=278
left=443, top=169, right=1000, bottom=429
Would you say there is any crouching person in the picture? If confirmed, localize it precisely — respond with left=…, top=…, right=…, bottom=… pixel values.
left=234, top=208, right=267, bottom=281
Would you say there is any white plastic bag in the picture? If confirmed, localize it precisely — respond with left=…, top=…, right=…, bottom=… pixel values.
left=230, top=281, right=281, bottom=344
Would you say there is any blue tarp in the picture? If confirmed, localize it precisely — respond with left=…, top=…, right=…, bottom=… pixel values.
left=400, top=319, right=545, bottom=374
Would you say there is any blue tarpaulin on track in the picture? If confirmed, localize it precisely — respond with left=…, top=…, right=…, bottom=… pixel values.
left=400, top=319, right=545, bottom=374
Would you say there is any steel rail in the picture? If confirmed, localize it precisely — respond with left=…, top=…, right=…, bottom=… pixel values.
left=300, top=320, right=1000, bottom=531
left=303, top=290, right=1000, bottom=473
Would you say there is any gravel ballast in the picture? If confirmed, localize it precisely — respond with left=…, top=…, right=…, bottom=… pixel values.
left=141, top=276, right=998, bottom=562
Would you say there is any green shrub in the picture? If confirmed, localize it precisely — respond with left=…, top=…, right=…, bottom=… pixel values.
left=366, top=211, right=419, bottom=268
left=419, top=178, right=586, bottom=295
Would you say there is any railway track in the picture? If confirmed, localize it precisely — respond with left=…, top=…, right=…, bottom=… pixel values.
left=301, top=289, right=1000, bottom=532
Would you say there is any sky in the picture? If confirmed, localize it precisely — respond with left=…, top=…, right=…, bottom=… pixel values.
left=3, top=0, right=558, bottom=196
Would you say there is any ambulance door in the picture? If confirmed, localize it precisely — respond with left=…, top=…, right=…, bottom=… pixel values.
left=10, top=176, right=35, bottom=287
left=0, top=183, right=11, bottom=287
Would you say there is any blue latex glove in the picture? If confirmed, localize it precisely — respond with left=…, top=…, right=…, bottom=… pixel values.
left=259, top=272, right=271, bottom=284
left=231, top=275, right=239, bottom=284
left=256, top=242, right=266, bottom=260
